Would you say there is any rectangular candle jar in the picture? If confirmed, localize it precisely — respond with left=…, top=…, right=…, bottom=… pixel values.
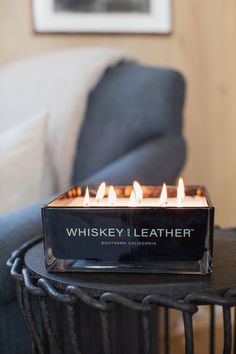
left=42, top=183, right=214, bottom=274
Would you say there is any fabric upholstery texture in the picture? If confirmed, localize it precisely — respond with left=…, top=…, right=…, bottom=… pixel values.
left=0, top=60, right=186, bottom=354
left=0, top=200, right=46, bottom=304
left=73, top=63, right=185, bottom=184
left=83, top=136, right=186, bottom=185
left=0, top=300, right=30, bottom=354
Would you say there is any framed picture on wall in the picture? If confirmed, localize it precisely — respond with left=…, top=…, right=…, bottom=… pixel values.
left=32, top=0, right=171, bottom=34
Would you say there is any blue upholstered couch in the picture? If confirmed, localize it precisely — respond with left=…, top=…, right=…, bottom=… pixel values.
left=0, top=62, right=186, bottom=354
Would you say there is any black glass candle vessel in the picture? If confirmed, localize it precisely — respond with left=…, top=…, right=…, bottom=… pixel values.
left=42, top=184, right=214, bottom=274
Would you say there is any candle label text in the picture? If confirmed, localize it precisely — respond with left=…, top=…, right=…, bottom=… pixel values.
left=65, top=227, right=195, bottom=238
left=44, top=208, right=210, bottom=262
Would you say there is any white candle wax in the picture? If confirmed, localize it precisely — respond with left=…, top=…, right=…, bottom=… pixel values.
left=60, top=195, right=208, bottom=208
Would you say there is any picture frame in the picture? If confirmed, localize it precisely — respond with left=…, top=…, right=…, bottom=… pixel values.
left=32, top=0, right=172, bottom=34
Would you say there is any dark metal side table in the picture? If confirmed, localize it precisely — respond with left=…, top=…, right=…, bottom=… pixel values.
left=7, top=227, right=236, bottom=354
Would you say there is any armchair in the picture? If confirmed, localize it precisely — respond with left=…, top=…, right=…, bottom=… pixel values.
left=0, top=61, right=186, bottom=354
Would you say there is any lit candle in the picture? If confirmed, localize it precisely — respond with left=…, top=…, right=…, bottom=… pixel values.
left=159, top=183, right=167, bottom=206
left=96, top=182, right=106, bottom=202
left=108, top=186, right=117, bottom=206
left=52, top=180, right=208, bottom=208
left=83, top=187, right=90, bottom=207
left=177, top=178, right=185, bottom=207
left=133, top=181, right=143, bottom=203
left=129, top=190, right=138, bottom=207
left=44, top=180, right=214, bottom=274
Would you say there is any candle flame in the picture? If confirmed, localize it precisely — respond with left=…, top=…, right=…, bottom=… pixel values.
left=160, top=183, right=167, bottom=206
left=133, top=180, right=143, bottom=203
left=67, top=190, right=73, bottom=198
left=129, top=190, right=138, bottom=207
left=177, top=178, right=185, bottom=206
left=96, top=182, right=106, bottom=202
left=108, top=186, right=117, bottom=206
left=83, top=187, right=90, bottom=207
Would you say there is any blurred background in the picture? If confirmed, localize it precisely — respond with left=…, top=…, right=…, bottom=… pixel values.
left=0, top=0, right=235, bottom=226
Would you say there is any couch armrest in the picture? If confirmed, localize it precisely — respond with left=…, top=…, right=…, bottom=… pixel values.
left=83, top=135, right=186, bottom=185
left=0, top=199, right=50, bottom=304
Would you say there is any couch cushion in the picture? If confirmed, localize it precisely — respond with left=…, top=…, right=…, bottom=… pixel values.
left=73, top=63, right=185, bottom=183
left=0, top=111, right=49, bottom=213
